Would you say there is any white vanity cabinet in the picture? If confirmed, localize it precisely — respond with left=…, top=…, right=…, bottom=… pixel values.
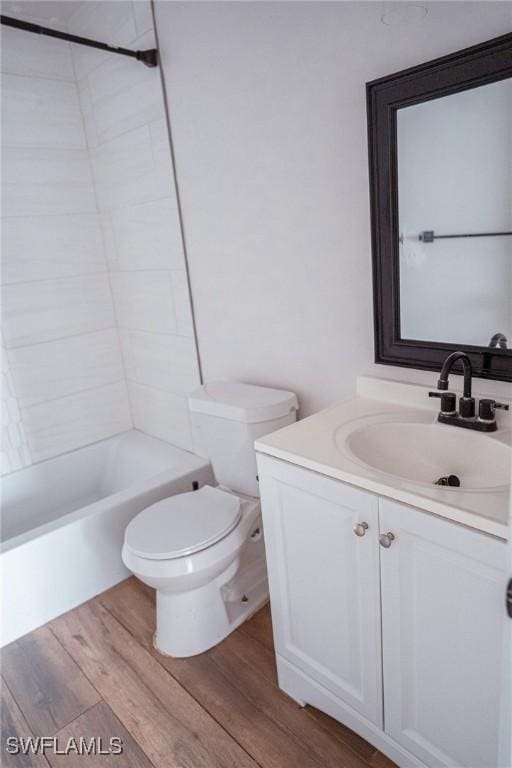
left=257, top=453, right=508, bottom=768
left=257, top=456, right=383, bottom=727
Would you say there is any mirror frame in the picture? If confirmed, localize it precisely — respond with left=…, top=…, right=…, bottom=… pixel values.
left=367, top=33, right=512, bottom=382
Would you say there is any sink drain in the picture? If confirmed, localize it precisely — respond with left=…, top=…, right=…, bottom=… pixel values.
left=434, top=474, right=461, bottom=487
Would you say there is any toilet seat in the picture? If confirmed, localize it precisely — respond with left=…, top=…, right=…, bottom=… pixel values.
left=124, top=486, right=241, bottom=560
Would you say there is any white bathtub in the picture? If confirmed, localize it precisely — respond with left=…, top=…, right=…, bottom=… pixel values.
left=0, top=430, right=213, bottom=646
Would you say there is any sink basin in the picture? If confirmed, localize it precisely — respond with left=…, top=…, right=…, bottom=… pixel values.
left=340, top=419, right=511, bottom=491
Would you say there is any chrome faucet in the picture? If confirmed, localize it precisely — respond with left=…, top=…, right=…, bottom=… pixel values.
left=429, top=351, right=509, bottom=432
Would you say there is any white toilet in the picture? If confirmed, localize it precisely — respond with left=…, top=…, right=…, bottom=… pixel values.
left=122, top=381, right=298, bottom=657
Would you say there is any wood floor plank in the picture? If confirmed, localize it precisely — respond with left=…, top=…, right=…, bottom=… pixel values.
left=369, top=750, right=398, bottom=768
left=2, top=626, right=101, bottom=735
left=211, top=597, right=378, bottom=763
left=98, top=581, right=325, bottom=768
left=220, top=633, right=378, bottom=763
left=159, top=649, right=326, bottom=768
left=222, top=623, right=378, bottom=763
left=5, top=577, right=393, bottom=768
left=99, top=579, right=373, bottom=768
left=218, top=620, right=278, bottom=686
left=1, top=679, right=51, bottom=768
left=96, top=579, right=155, bottom=649
left=224, top=620, right=378, bottom=762
left=303, top=706, right=377, bottom=762
left=49, top=600, right=256, bottom=768
left=47, top=701, right=154, bottom=768
left=211, top=633, right=373, bottom=768
left=240, top=603, right=275, bottom=651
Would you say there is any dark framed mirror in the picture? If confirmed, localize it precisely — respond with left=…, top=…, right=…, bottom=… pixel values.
left=367, top=33, right=512, bottom=382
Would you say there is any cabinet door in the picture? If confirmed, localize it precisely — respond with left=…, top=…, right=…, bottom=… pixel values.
left=257, top=454, right=383, bottom=727
left=380, top=498, right=507, bottom=768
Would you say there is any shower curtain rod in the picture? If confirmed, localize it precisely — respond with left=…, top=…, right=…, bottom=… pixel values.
left=0, top=15, right=158, bottom=67
left=418, top=229, right=512, bottom=243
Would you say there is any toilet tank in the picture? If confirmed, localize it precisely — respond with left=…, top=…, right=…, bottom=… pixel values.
left=188, top=381, right=298, bottom=497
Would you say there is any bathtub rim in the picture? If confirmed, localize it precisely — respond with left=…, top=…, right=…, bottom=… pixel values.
left=1, top=431, right=211, bottom=554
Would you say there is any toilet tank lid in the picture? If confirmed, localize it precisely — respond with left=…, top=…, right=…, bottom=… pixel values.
left=188, top=381, right=298, bottom=423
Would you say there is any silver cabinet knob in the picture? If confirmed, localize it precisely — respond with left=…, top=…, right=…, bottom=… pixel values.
left=379, top=532, right=395, bottom=548
left=353, top=521, right=369, bottom=537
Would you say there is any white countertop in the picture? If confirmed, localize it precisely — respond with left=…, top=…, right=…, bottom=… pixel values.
left=255, top=377, right=511, bottom=540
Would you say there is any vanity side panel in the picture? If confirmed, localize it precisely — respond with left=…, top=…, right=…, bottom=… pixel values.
left=257, top=453, right=383, bottom=728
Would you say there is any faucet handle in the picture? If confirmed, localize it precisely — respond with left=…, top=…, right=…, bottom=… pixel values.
left=429, top=391, right=456, bottom=414
left=459, top=396, right=475, bottom=419
left=479, top=399, right=510, bottom=421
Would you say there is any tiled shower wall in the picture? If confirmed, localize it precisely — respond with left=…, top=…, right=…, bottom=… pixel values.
left=68, top=1, right=200, bottom=452
left=0, top=1, right=200, bottom=474
left=0, top=22, right=131, bottom=473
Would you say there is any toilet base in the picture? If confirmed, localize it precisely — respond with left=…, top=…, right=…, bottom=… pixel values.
left=154, top=559, right=235, bottom=656
left=153, top=592, right=268, bottom=658
left=153, top=537, right=269, bottom=657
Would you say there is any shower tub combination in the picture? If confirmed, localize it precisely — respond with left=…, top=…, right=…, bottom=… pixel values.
left=1, top=431, right=213, bottom=646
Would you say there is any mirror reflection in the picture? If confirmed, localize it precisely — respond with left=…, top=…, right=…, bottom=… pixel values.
left=397, top=79, right=512, bottom=349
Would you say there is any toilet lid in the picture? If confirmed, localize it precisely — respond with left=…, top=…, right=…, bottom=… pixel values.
left=124, top=486, right=241, bottom=560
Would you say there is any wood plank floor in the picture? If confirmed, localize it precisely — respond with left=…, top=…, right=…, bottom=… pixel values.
left=1, top=578, right=397, bottom=768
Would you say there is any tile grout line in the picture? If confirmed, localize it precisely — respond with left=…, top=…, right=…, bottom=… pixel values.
left=6, top=427, right=130, bottom=477
left=79, top=109, right=169, bottom=151
left=0, top=187, right=175, bottom=218
left=1, top=270, right=113, bottom=288
left=123, top=378, right=193, bottom=400
left=16, top=378, right=127, bottom=412
left=2, top=145, right=90, bottom=154
left=5, top=326, right=119, bottom=352
left=1, top=70, right=75, bottom=85
left=3, top=324, right=195, bottom=352
left=1, top=194, right=181, bottom=220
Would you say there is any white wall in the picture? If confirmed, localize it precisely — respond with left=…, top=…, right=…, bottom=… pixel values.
left=398, top=79, right=512, bottom=346
left=154, top=1, right=512, bottom=416
left=1, top=23, right=131, bottom=472
left=67, top=0, right=200, bottom=451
